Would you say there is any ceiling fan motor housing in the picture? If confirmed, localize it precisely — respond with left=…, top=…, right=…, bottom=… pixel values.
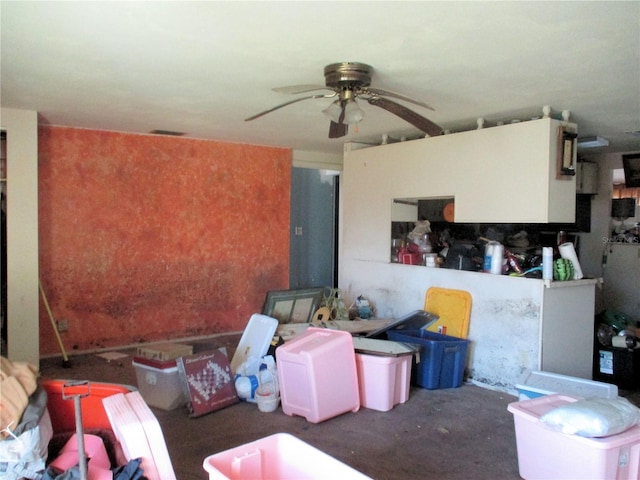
left=324, top=62, right=373, bottom=89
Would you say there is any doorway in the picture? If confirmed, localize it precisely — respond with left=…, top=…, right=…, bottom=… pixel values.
left=289, top=167, right=339, bottom=289
left=1, top=132, right=6, bottom=352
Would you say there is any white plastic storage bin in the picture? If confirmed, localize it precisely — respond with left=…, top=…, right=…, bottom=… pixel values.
left=355, top=353, right=411, bottom=412
left=132, top=357, right=186, bottom=410
left=230, top=313, right=279, bottom=374
left=203, top=433, right=372, bottom=480
left=507, top=394, right=640, bottom=480
left=516, top=369, right=618, bottom=400
left=276, top=327, right=359, bottom=423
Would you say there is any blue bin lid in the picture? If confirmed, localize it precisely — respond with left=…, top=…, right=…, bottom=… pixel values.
left=365, top=310, right=438, bottom=338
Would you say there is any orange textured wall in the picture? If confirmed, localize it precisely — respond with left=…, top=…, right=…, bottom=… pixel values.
left=38, top=126, right=290, bottom=355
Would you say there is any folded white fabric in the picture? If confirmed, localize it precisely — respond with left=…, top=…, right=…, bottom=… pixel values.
left=540, top=396, right=640, bottom=438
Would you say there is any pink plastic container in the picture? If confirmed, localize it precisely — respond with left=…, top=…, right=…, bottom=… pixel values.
left=276, top=327, right=359, bottom=423
left=202, top=433, right=372, bottom=480
left=507, top=394, right=640, bottom=479
left=355, top=353, right=411, bottom=412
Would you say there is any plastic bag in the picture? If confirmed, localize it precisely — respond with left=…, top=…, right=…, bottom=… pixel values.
left=234, top=355, right=277, bottom=403
left=258, top=356, right=278, bottom=395
left=540, top=396, right=640, bottom=438
left=0, top=389, right=52, bottom=480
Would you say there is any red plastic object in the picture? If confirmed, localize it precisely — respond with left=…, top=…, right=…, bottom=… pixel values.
left=398, top=244, right=422, bottom=265
left=42, top=379, right=135, bottom=433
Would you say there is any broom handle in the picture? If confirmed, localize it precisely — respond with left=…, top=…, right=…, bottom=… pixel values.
left=38, top=279, right=69, bottom=362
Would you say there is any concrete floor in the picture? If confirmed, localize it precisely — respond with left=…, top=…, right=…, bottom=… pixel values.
left=37, top=335, right=640, bottom=480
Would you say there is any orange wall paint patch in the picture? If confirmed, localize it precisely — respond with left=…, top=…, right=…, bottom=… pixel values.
left=38, top=126, right=291, bottom=355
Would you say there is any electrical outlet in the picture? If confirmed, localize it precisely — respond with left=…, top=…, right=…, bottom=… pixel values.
left=57, top=319, right=68, bottom=332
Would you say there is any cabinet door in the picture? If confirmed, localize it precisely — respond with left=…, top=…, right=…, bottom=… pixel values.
left=576, top=162, right=598, bottom=194
left=541, top=284, right=595, bottom=379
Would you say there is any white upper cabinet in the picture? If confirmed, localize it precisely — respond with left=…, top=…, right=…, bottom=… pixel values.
left=343, top=118, right=577, bottom=223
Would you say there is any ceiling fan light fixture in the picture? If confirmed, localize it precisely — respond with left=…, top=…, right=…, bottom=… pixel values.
left=343, top=99, right=364, bottom=124
left=322, top=100, right=343, bottom=123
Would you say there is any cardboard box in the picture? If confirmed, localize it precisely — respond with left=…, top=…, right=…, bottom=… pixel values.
left=136, top=343, right=193, bottom=361
left=508, top=394, right=640, bottom=479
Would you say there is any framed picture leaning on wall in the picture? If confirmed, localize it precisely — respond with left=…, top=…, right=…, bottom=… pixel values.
left=262, top=288, right=325, bottom=324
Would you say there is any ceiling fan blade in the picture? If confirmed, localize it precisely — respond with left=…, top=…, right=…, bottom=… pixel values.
left=329, top=121, right=348, bottom=138
left=362, top=87, right=435, bottom=111
left=367, top=96, right=443, bottom=137
left=328, top=103, right=349, bottom=138
left=273, top=84, right=334, bottom=95
left=245, top=93, right=336, bottom=121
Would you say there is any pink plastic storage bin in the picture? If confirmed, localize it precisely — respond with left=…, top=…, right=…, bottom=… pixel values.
left=202, top=433, right=372, bottom=480
left=508, top=394, right=640, bottom=479
left=276, top=327, right=359, bottom=423
left=355, top=353, right=411, bottom=411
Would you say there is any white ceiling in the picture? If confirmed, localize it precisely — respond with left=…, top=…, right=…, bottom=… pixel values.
left=2, top=1, right=639, bottom=156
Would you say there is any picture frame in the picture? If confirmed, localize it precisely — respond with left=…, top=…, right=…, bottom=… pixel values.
left=622, top=153, right=640, bottom=187
left=557, top=127, right=577, bottom=177
left=261, top=288, right=325, bottom=324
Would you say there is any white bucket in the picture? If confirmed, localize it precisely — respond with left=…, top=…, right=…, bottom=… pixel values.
left=255, top=383, right=279, bottom=413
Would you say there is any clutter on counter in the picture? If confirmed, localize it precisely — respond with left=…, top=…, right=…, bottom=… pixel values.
left=391, top=219, right=592, bottom=281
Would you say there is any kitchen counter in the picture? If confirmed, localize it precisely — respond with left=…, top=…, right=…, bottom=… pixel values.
left=544, top=277, right=601, bottom=288
left=339, top=259, right=599, bottom=393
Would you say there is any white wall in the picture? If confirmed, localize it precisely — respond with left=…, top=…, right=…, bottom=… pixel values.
left=337, top=119, right=594, bottom=391
left=340, top=259, right=544, bottom=391
left=1, top=108, right=39, bottom=365
left=292, top=149, right=342, bottom=171
left=578, top=151, right=640, bottom=313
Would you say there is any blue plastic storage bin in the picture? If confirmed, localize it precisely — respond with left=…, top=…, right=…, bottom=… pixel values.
left=386, top=329, right=469, bottom=389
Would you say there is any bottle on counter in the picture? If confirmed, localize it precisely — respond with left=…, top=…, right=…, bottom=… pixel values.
left=490, top=243, right=504, bottom=275
left=484, top=242, right=498, bottom=273
left=542, top=247, right=554, bottom=280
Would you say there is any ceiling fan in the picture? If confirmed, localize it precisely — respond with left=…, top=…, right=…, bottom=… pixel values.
left=245, top=62, right=443, bottom=139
